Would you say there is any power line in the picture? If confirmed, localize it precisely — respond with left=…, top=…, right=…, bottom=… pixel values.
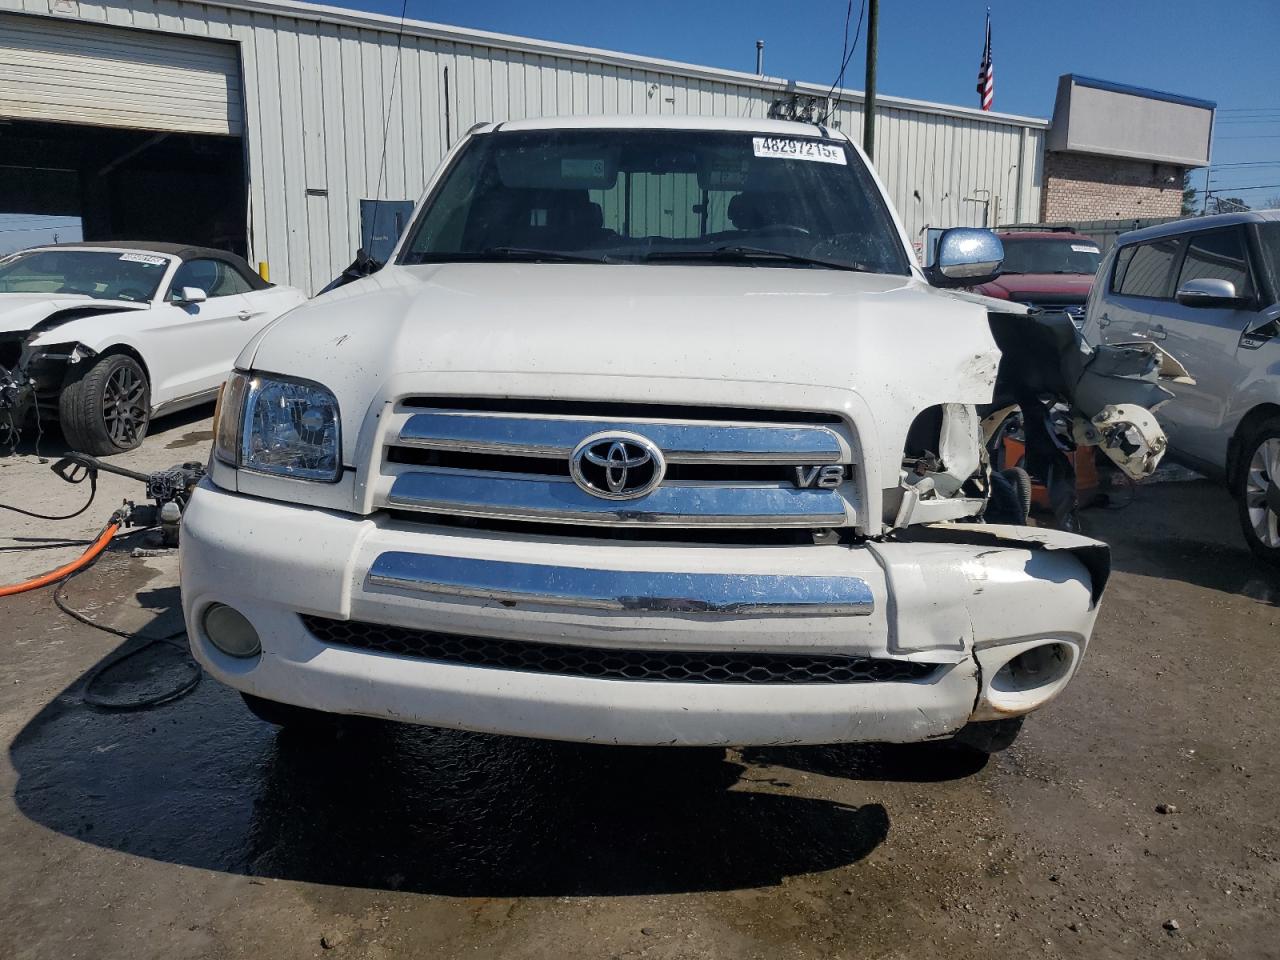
left=0, top=224, right=82, bottom=236
left=818, top=0, right=867, bottom=123
left=1206, top=183, right=1280, bottom=193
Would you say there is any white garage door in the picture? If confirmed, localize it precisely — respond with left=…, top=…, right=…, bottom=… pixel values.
left=0, top=13, right=242, bottom=136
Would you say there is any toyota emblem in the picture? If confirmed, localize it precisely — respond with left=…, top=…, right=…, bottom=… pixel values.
left=570, top=431, right=666, bottom=500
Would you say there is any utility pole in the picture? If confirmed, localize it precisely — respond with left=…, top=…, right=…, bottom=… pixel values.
left=862, top=0, right=878, bottom=161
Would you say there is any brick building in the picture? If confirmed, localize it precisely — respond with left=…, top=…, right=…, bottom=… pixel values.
left=1042, top=153, right=1186, bottom=222
left=1039, top=76, right=1213, bottom=224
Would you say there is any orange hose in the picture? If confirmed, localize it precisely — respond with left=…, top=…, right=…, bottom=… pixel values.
left=0, top=522, right=120, bottom=597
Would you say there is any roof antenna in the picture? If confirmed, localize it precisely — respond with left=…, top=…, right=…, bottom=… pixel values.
left=366, top=0, right=411, bottom=272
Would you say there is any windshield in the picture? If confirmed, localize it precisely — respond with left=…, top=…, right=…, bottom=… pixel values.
left=0, top=249, right=169, bottom=302
left=401, top=128, right=911, bottom=275
left=999, top=237, right=1101, bottom=275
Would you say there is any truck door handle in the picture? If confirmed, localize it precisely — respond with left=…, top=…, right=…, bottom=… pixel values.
left=1149, top=323, right=1168, bottom=341
left=1098, top=313, right=1111, bottom=328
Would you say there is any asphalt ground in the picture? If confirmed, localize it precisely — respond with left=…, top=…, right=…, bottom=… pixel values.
left=2, top=412, right=1278, bottom=959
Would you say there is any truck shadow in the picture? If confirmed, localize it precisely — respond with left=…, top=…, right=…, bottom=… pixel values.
left=10, top=646, right=897, bottom=897
left=742, top=742, right=988, bottom=782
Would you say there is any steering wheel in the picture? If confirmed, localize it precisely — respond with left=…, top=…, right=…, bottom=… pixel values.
left=115, top=288, right=148, bottom=302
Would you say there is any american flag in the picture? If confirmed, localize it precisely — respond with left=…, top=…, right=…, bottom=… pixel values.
left=976, top=12, right=994, bottom=111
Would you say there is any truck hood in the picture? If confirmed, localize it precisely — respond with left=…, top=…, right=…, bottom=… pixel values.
left=249, top=261, right=997, bottom=402
left=0, top=293, right=145, bottom=336
left=976, top=273, right=1095, bottom=301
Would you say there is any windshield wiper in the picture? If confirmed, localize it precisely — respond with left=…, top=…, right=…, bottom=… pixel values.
left=406, top=247, right=616, bottom=265
left=644, top=246, right=868, bottom=272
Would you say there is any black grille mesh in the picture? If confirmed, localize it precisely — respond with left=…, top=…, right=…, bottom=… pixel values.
left=301, top=615, right=936, bottom=685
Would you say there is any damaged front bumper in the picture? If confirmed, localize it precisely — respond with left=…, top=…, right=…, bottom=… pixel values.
left=0, top=363, right=33, bottom=433
left=180, top=481, right=1108, bottom=746
left=0, top=337, right=92, bottom=430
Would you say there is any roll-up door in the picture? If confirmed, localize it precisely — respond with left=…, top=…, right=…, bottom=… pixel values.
left=0, top=13, right=242, bottom=136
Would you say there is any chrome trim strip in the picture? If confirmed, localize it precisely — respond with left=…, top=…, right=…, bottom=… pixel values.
left=396, top=413, right=843, bottom=464
left=386, top=470, right=850, bottom=527
left=367, top=552, right=875, bottom=616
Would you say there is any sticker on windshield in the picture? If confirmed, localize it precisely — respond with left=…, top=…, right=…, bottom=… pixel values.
left=1070, top=244, right=1099, bottom=254
left=752, top=137, right=847, bottom=165
left=119, top=253, right=167, bottom=266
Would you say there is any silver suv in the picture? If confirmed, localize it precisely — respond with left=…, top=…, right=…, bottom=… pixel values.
left=1083, top=210, right=1280, bottom=562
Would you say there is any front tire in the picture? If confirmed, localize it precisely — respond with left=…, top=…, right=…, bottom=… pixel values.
left=1235, top=418, right=1280, bottom=565
left=59, top=353, right=151, bottom=455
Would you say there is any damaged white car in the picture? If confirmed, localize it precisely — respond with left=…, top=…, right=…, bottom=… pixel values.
left=0, top=243, right=306, bottom=455
left=181, top=117, right=1177, bottom=752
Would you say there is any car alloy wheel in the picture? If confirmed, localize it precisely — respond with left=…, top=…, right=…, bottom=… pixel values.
left=102, top=363, right=148, bottom=447
left=1244, top=436, right=1280, bottom=549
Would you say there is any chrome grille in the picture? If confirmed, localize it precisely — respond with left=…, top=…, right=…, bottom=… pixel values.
left=302, top=616, right=933, bottom=685
left=377, top=401, right=859, bottom=529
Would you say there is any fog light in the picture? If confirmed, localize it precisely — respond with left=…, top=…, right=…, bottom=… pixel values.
left=202, top=603, right=261, bottom=658
left=991, top=642, right=1070, bottom=693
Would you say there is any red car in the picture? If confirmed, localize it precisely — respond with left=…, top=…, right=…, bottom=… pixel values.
left=973, top=230, right=1102, bottom=327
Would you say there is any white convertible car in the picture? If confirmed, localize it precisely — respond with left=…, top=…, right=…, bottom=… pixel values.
left=0, top=243, right=305, bottom=455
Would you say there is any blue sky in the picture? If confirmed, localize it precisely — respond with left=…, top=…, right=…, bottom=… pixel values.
left=345, top=0, right=1278, bottom=206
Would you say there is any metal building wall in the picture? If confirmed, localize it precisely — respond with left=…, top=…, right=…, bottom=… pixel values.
left=1, top=0, right=1046, bottom=293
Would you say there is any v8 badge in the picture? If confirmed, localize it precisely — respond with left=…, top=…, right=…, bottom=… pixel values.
left=793, top=465, right=845, bottom=489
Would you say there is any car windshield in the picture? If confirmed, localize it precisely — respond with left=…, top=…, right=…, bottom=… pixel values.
left=400, top=128, right=912, bottom=275
left=0, top=249, right=169, bottom=302
left=999, top=237, right=1101, bottom=275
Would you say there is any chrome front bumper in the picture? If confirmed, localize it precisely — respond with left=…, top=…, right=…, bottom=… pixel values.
left=367, top=552, right=875, bottom=616
left=180, top=480, right=1105, bottom=746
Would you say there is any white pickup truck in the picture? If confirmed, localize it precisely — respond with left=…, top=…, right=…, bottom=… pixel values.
left=181, top=116, right=1170, bottom=753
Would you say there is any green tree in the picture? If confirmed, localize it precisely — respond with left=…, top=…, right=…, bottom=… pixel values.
left=1181, top=171, right=1199, bottom=216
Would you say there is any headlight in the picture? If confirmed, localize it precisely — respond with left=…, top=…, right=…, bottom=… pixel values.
left=213, top=371, right=342, bottom=482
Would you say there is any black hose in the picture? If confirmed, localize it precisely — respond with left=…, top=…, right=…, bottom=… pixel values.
left=0, top=538, right=96, bottom=553
left=0, top=472, right=97, bottom=520
left=50, top=538, right=202, bottom=710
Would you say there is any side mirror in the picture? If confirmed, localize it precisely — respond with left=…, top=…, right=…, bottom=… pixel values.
left=924, top=228, right=1004, bottom=288
left=173, top=286, right=208, bottom=305
left=1175, top=278, right=1247, bottom=309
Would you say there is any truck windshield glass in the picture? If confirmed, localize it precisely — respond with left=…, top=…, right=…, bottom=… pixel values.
left=401, top=128, right=912, bottom=275
left=999, top=237, right=1101, bottom=275
left=0, top=250, right=168, bottom=302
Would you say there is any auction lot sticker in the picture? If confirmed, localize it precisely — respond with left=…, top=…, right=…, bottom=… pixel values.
left=752, top=137, right=847, bottom=164
left=119, top=253, right=167, bottom=266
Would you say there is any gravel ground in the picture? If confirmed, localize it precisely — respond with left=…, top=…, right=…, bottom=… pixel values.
left=2, top=416, right=1279, bottom=959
